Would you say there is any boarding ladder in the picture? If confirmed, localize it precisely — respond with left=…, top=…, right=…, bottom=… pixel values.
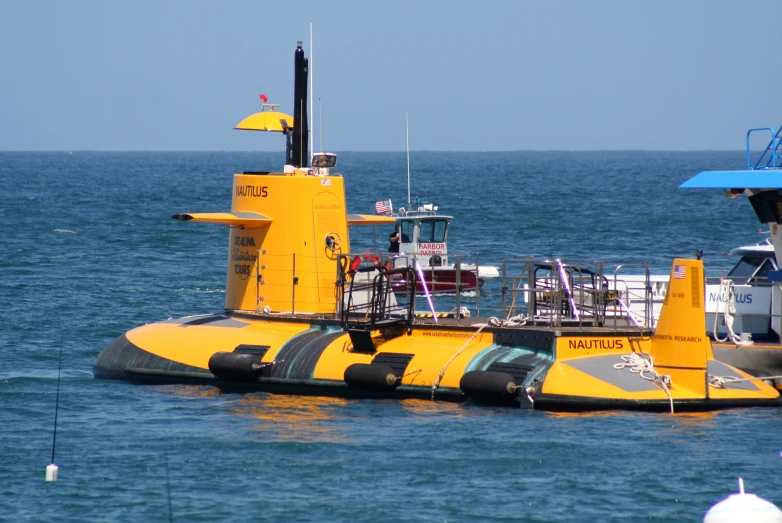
left=337, top=256, right=416, bottom=354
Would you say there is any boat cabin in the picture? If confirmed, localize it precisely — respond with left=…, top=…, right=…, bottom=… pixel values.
left=393, top=205, right=452, bottom=268
left=704, top=240, right=778, bottom=342
left=726, top=241, right=777, bottom=283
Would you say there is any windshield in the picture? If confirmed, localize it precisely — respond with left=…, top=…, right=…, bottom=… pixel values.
left=311, top=154, right=337, bottom=168
left=419, top=219, right=448, bottom=243
left=727, top=256, right=765, bottom=279
left=399, top=221, right=414, bottom=243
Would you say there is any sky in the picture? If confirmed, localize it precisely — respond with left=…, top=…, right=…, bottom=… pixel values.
left=1, top=0, right=781, bottom=152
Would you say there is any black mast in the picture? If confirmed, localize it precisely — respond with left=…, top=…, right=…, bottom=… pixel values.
left=287, top=41, right=309, bottom=168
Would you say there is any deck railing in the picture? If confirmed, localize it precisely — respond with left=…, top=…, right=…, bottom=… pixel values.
left=333, top=253, right=656, bottom=333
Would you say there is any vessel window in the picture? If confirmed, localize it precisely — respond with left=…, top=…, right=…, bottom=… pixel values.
left=420, top=219, right=448, bottom=243
left=754, top=259, right=773, bottom=281
left=727, top=257, right=764, bottom=279
left=312, top=154, right=337, bottom=168
left=399, top=221, right=413, bottom=243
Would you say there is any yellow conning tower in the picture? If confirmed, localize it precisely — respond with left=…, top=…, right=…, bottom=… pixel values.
left=173, top=43, right=394, bottom=313
left=227, top=171, right=349, bottom=313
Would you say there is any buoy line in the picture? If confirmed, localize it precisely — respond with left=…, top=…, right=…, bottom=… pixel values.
left=395, top=368, right=423, bottom=384
left=431, top=324, right=489, bottom=400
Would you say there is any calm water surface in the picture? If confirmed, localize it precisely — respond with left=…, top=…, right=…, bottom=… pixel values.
left=1, top=151, right=780, bottom=522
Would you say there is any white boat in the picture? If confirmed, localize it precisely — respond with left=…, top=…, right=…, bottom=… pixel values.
left=705, top=239, right=776, bottom=343
left=361, top=115, right=500, bottom=295
left=619, top=238, right=777, bottom=341
left=681, top=126, right=782, bottom=389
left=355, top=200, right=500, bottom=294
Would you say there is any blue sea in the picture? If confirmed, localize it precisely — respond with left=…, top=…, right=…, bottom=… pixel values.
left=2, top=151, right=781, bottom=522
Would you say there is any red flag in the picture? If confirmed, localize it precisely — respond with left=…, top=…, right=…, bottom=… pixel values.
left=259, top=94, right=268, bottom=103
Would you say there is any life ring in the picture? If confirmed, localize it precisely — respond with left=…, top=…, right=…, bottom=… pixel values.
left=350, top=253, right=382, bottom=272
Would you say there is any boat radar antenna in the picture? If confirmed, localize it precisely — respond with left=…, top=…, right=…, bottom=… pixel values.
left=319, top=98, right=323, bottom=152
left=309, top=22, right=314, bottom=159
left=287, top=41, right=309, bottom=168
left=406, top=113, right=411, bottom=211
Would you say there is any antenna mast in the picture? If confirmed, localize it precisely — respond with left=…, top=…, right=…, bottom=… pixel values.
left=406, top=113, right=411, bottom=211
left=319, top=98, right=323, bottom=152
left=309, top=22, right=314, bottom=159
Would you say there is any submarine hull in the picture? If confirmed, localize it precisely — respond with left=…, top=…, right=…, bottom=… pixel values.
left=93, top=313, right=782, bottom=411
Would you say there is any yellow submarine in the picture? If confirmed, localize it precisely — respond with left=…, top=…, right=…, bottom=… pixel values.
left=94, top=42, right=781, bottom=412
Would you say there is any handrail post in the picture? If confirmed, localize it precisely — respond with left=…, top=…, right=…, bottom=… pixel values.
left=455, top=256, right=462, bottom=325
left=475, top=252, right=480, bottom=317
left=291, top=253, right=297, bottom=314
left=645, top=264, right=651, bottom=329
left=336, top=254, right=345, bottom=318
left=500, top=261, right=507, bottom=318
left=257, top=250, right=266, bottom=312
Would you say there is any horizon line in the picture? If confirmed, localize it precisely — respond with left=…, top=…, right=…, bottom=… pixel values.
left=0, top=148, right=753, bottom=154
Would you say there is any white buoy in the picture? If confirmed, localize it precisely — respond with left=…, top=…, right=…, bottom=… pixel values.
left=48, top=331, right=64, bottom=482
left=704, top=478, right=782, bottom=523
left=46, top=463, right=58, bottom=482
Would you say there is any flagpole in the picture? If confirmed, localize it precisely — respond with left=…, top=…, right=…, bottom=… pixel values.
left=406, top=113, right=411, bottom=211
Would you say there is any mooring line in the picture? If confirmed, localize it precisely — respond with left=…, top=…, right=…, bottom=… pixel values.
left=431, top=324, right=488, bottom=401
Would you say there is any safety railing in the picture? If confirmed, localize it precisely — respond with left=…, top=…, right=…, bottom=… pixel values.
left=611, top=264, right=656, bottom=329
left=336, top=253, right=416, bottom=332
left=748, top=126, right=782, bottom=170
left=499, top=258, right=655, bottom=331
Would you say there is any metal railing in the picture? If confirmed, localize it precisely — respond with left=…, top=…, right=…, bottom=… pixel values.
left=329, top=253, right=660, bottom=332
left=499, top=258, right=655, bottom=331
left=336, top=253, right=416, bottom=332
left=747, top=126, right=782, bottom=170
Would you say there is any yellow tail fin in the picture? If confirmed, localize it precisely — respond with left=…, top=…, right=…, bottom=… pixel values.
left=650, top=259, right=711, bottom=396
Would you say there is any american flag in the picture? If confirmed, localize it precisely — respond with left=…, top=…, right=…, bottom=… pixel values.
left=375, top=199, right=392, bottom=214
left=673, top=264, right=686, bottom=279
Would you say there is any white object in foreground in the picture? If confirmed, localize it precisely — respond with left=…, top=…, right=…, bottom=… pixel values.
left=704, top=478, right=781, bottom=523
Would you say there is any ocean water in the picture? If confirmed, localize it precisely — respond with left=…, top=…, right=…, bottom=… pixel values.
left=1, top=151, right=781, bottom=522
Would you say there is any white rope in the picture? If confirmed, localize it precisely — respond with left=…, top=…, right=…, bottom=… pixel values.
left=708, top=373, right=782, bottom=388
left=448, top=306, right=471, bottom=318
left=712, top=279, right=753, bottom=346
left=251, top=359, right=284, bottom=371
left=431, top=324, right=488, bottom=400
left=613, top=353, right=674, bottom=413
left=395, top=368, right=423, bottom=384
left=259, top=306, right=297, bottom=317
left=487, top=314, right=531, bottom=327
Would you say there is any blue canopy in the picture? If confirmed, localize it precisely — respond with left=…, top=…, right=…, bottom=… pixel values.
left=680, top=170, right=782, bottom=189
